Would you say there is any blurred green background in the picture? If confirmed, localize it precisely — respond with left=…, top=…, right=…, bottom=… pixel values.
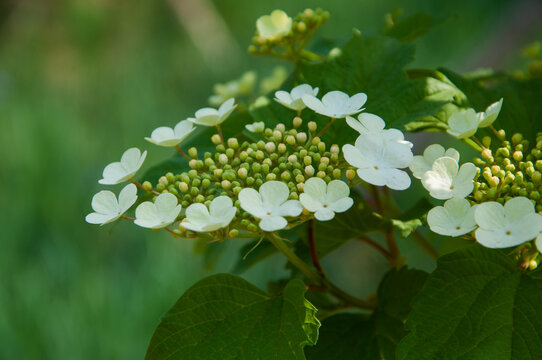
left=1, top=0, right=541, bottom=358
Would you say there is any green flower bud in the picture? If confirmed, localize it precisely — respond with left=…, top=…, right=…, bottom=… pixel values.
left=296, top=132, right=307, bottom=144
left=159, top=176, right=168, bottom=186
left=223, top=170, right=237, bottom=182
left=218, top=154, right=228, bottom=165
left=204, top=158, right=215, bottom=167
left=225, top=148, right=235, bottom=158
left=192, top=178, right=201, bottom=187
left=277, top=143, right=287, bottom=153
left=246, top=177, right=255, bottom=185
left=142, top=181, right=153, bottom=191
left=281, top=171, right=291, bottom=181
left=201, top=178, right=211, bottom=189
left=533, top=171, right=542, bottom=183
left=286, top=135, right=296, bottom=145
left=156, top=183, right=166, bottom=192
left=276, top=123, right=286, bottom=132
left=318, top=163, right=327, bottom=172
left=247, top=224, right=259, bottom=233
left=531, top=191, right=541, bottom=201
left=320, top=156, right=330, bottom=165
left=312, top=137, right=321, bottom=145
left=188, top=147, right=198, bottom=158
left=295, top=174, right=305, bottom=183
left=165, top=172, right=175, bottom=183
left=512, top=133, right=523, bottom=145
left=513, top=151, right=523, bottom=162
left=317, top=142, right=326, bottom=153
left=211, top=134, right=222, bottom=145
left=227, top=138, right=239, bottom=149
left=317, top=171, right=326, bottom=178
left=216, top=144, right=226, bottom=153
left=228, top=229, right=239, bottom=238
left=188, top=186, right=198, bottom=196
left=346, top=169, right=356, bottom=180
left=221, top=180, right=232, bottom=190
left=333, top=169, right=341, bottom=179
left=293, top=116, right=302, bottom=128
left=189, top=159, right=198, bottom=169
left=313, top=153, right=321, bottom=163
left=482, top=136, right=491, bottom=149
left=265, top=142, right=276, bottom=153
left=196, top=194, right=206, bottom=203
left=273, top=130, right=282, bottom=141
left=289, top=192, right=299, bottom=200
left=181, top=200, right=190, bottom=208
left=255, top=150, right=265, bottom=160
left=238, top=168, right=248, bottom=179
left=233, top=186, right=242, bottom=195
left=204, top=152, right=212, bottom=159
left=188, top=170, right=198, bottom=178
left=308, top=121, right=317, bottom=132
left=303, top=155, right=312, bottom=166
left=330, top=144, right=339, bottom=154
left=266, top=173, right=277, bottom=180
left=255, top=179, right=263, bottom=187
left=481, top=149, right=494, bottom=162
left=214, top=169, right=223, bottom=178
left=305, top=165, right=315, bottom=177
left=486, top=187, right=498, bottom=199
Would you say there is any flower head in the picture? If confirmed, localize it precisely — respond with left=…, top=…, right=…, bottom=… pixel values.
left=99, top=148, right=147, bottom=185
left=85, top=184, right=138, bottom=225
left=134, top=193, right=182, bottom=229
left=256, top=10, right=292, bottom=40
left=342, top=134, right=413, bottom=190
left=427, top=197, right=477, bottom=237
left=239, top=180, right=302, bottom=232
left=145, top=120, right=195, bottom=147
left=409, top=144, right=460, bottom=179
left=299, top=178, right=353, bottom=221
left=421, top=157, right=476, bottom=200
left=245, top=121, right=265, bottom=133
left=189, top=98, right=236, bottom=127
left=447, top=109, right=479, bottom=139
left=302, top=90, right=367, bottom=119
left=478, top=98, right=503, bottom=128
left=474, top=197, right=542, bottom=248
left=182, top=196, right=237, bottom=232
left=274, top=84, right=319, bottom=111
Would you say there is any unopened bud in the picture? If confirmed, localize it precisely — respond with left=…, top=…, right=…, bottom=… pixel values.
left=225, top=148, right=235, bottom=158
left=293, top=116, right=303, bottom=128
left=330, top=144, right=339, bottom=154
left=296, top=132, right=307, bottom=144
left=159, top=176, right=168, bottom=186
left=312, top=137, right=321, bottom=145
left=513, top=151, right=523, bottom=162
left=281, top=171, right=291, bottom=181
left=238, top=167, right=248, bottom=179
left=333, top=169, right=341, bottom=179
left=288, top=155, right=298, bottom=163
left=211, top=134, right=222, bottom=145
left=266, top=173, right=277, bottom=180
left=297, top=183, right=304, bottom=192
left=276, top=123, right=286, bottom=132
left=511, top=133, right=523, bottom=145
left=305, top=165, right=315, bottom=177
left=221, top=180, right=232, bottom=190
left=346, top=169, right=356, bottom=180
left=188, top=147, right=198, bottom=158
left=320, top=157, right=330, bottom=165
left=214, top=169, right=223, bottom=178
left=228, top=229, right=239, bottom=238
left=481, top=149, right=493, bottom=161
left=227, top=138, right=239, bottom=149
left=317, top=171, right=326, bottom=178
left=278, top=143, right=287, bottom=153
left=285, top=135, right=295, bottom=145
left=304, top=156, right=312, bottom=166
left=265, top=142, right=276, bottom=153
left=218, top=153, right=228, bottom=165
left=308, top=121, right=317, bottom=132
left=482, top=136, right=491, bottom=148
left=317, top=142, right=326, bottom=152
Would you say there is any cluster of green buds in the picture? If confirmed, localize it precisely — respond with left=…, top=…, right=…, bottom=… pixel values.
left=140, top=117, right=348, bottom=238
left=472, top=131, right=542, bottom=212
left=248, top=8, right=329, bottom=61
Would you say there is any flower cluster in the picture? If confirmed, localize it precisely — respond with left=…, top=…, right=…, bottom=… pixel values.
left=87, top=82, right=417, bottom=242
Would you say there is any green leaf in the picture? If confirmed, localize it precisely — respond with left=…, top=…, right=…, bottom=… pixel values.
left=305, top=268, right=428, bottom=359
left=294, top=32, right=459, bottom=142
left=441, top=68, right=542, bottom=142
left=391, top=219, right=422, bottom=238
left=383, top=12, right=450, bottom=43
left=397, top=245, right=542, bottom=360
left=145, top=274, right=320, bottom=360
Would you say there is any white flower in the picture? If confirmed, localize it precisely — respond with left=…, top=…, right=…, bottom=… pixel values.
left=209, top=71, right=256, bottom=107
left=189, top=98, right=236, bottom=127
left=409, top=144, right=460, bottom=179
left=447, top=109, right=479, bottom=139
left=239, top=181, right=302, bottom=232
left=427, top=197, right=477, bottom=237
left=345, top=112, right=410, bottom=143
left=256, top=10, right=292, bottom=40
left=274, top=84, right=319, bottom=111
left=134, top=193, right=182, bottom=229
left=342, top=135, right=413, bottom=190
left=478, top=98, right=503, bottom=128
left=536, top=233, right=542, bottom=253
left=474, top=197, right=542, bottom=248
left=421, top=157, right=476, bottom=200
left=181, top=196, right=237, bottom=232
left=245, top=121, right=265, bottom=133
left=302, top=90, right=367, bottom=119
left=85, top=184, right=138, bottom=225
left=145, top=120, right=195, bottom=147
left=299, top=178, right=353, bottom=221
left=99, top=148, right=147, bottom=185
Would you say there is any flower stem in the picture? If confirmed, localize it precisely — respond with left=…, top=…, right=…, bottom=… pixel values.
left=316, top=118, right=336, bottom=138
left=121, top=215, right=135, bottom=221
left=308, top=219, right=325, bottom=277
left=463, top=138, right=483, bottom=152
left=216, top=124, right=225, bottom=145
left=470, top=136, right=485, bottom=150
left=130, top=177, right=159, bottom=195
left=266, top=233, right=375, bottom=310
left=356, top=236, right=393, bottom=260
left=175, top=145, right=191, bottom=160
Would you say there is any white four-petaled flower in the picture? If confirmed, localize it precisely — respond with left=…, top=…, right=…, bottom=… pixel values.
left=189, top=98, right=236, bottom=127
left=134, top=193, right=182, bottom=229
left=145, top=120, right=195, bottom=147
left=239, top=181, right=302, bottom=232
left=274, top=84, right=319, bottom=111
left=99, top=148, right=147, bottom=185
left=446, top=109, right=479, bottom=139
left=474, top=197, right=542, bottom=248
left=245, top=121, right=265, bottom=133
left=427, top=197, right=477, bottom=237
left=182, top=196, right=237, bottom=232
left=345, top=112, right=410, bottom=142
left=343, top=134, right=413, bottom=190
left=299, top=178, right=353, bottom=221
left=409, top=144, right=460, bottom=179
left=256, top=10, right=292, bottom=40
left=302, top=90, right=367, bottom=119
left=85, top=184, right=138, bottom=225
left=421, top=157, right=476, bottom=200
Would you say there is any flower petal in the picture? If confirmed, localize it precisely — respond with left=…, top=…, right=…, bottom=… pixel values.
left=474, top=202, right=505, bottom=230
left=185, top=203, right=211, bottom=225
left=259, top=181, right=290, bottom=208
left=314, top=208, right=335, bottom=221
left=303, top=177, right=327, bottom=204
left=299, top=193, right=323, bottom=213
left=85, top=212, right=119, bottom=225
left=259, top=215, right=287, bottom=231
left=238, top=188, right=266, bottom=217
left=118, top=183, right=138, bottom=212
left=342, top=144, right=369, bottom=169
left=91, top=190, right=119, bottom=214
left=326, top=180, right=350, bottom=203
left=328, top=197, right=353, bottom=213
left=276, top=200, right=302, bottom=217
left=209, top=196, right=234, bottom=217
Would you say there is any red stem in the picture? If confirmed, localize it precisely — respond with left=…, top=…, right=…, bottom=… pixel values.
left=308, top=219, right=325, bottom=276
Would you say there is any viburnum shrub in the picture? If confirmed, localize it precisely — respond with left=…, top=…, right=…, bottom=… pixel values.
left=86, top=8, right=542, bottom=360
